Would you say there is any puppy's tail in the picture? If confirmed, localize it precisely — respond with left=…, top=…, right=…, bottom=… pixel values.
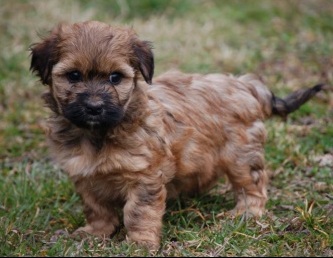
left=238, top=74, right=326, bottom=119
left=271, top=84, right=325, bottom=119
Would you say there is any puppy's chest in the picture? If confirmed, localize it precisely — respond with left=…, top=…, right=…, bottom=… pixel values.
left=53, top=137, right=152, bottom=178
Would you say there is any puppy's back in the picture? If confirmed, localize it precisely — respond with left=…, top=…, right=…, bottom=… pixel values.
left=152, top=71, right=272, bottom=127
left=153, top=70, right=324, bottom=122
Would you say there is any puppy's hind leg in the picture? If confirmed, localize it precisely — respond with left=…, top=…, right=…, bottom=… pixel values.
left=228, top=164, right=268, bottom=218
left=222, top=125, right=269, bottom=217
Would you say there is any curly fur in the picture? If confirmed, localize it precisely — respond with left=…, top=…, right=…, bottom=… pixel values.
left=30, top=21, right=324, bottom=249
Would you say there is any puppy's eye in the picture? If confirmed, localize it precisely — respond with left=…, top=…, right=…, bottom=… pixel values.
left=67, top=71, right=82, bottom=83
left=109, top=72, right=123, bottom=85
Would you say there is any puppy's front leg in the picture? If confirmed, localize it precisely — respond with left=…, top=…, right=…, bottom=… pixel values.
left=73, top=191, right=120, bottom=238
left=124, top=181, right=167, bottom=250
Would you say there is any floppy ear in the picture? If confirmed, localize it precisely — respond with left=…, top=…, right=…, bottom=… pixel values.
left=133, top=40, right=154, bottom=84
left=30, top=27, right=60, bottom=85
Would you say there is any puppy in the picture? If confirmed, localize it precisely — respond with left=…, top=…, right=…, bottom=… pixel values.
left=30, top=21, right=324, bottom=249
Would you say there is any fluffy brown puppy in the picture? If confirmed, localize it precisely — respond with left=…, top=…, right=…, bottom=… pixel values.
left=30, top=21, right=324, bottom=249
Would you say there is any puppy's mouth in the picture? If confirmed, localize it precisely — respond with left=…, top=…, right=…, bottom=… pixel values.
left=63, top=93, right=124, bottom=130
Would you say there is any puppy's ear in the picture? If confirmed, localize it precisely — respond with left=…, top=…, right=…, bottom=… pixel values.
left=133, top=40, right=154, bottom=84
left=30, top=26, right=60, bottom=85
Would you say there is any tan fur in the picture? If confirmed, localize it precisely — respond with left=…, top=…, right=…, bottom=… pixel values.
left=30, top=21, right=319, bottom=250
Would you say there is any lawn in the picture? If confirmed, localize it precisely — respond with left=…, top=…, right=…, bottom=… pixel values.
left=0, top=0, right=332, bottom=256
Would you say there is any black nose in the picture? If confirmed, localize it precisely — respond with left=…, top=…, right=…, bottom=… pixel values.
left=85, top=102, right=103, bottom=116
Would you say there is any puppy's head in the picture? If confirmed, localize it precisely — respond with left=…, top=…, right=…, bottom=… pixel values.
left=30, top=21, right=154, bottom=129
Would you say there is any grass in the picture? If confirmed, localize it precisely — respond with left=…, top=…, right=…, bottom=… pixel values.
left=0, top=0, right=332, bottom=256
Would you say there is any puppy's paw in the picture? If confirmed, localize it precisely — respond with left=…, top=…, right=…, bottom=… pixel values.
left=71, top=225, right=95, bottom=239
left=71, top=225, right=114, bottom=240
left=230, top=192, right=267, bottom=218
left=227, top=205, right=266, bottom=218
left=126, top=233, right=160, bottom=252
